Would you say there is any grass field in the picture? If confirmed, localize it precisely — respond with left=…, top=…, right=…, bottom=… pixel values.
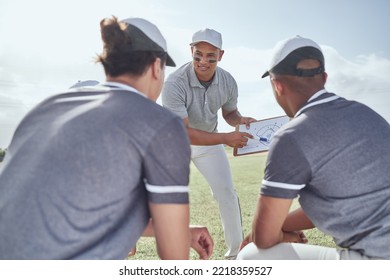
left=131, top=147, right=336, bottom=260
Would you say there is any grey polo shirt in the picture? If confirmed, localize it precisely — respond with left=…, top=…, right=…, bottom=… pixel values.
left=0, top=84, right=191, bottom=259
left=162, top=62, right=238, bottom=132
left=261, top=89, right=390, bottom=259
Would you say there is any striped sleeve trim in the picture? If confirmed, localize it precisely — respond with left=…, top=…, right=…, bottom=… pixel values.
left=145, top=183, right=188, bottom=194
left=262, top=179, right=305, bottom=190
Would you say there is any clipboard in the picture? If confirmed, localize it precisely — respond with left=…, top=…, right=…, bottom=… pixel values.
left=233, top=115, right=290, bottom=156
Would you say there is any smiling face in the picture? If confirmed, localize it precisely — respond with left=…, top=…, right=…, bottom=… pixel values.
left=191, top=42, right=224, bottom=82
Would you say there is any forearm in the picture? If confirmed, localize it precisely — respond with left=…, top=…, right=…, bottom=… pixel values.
left=223, top=109, right=243, bottom=127
left=282, top=207, right=315, bottom=232
left=251, top=196, right=294, bottom=249
left=252, top=220, right=284, bottom=249
left=222, top=109, right=257, bottom=129
left=184, top=118, right=252, bottom=148
left=187, top=127, right=226, bottom=145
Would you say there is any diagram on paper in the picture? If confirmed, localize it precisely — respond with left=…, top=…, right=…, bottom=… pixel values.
left=234, top=115, right=290, bottom=156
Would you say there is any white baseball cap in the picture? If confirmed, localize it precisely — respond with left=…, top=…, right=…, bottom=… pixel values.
left=121, top=18, right=176, bottom=67
left=190, top=28, right=222, bottom=49
left=262, top=35, right=324, bottom=78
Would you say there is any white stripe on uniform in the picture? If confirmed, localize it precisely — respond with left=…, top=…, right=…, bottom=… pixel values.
left=262, top=179, right=305, bottom=190
left=145, top=183, right=188, bottom=194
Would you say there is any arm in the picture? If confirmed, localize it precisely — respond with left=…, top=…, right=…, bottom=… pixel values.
left=282, top=207, right=315, bottom=232
left=184, top=117, right=253, bottom=148
left=149, top=202, right=190, bottom=260
left=246, top=195, right=306, bottom=249
left=222, top=108, right=257, bottom=129
left=189, top=226, right=214, bottom=260
left=139, top=221, right=213, bottom=260
left=251, top=195, right=292, bottom=248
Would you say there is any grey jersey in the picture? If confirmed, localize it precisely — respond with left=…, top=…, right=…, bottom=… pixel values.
left=262, top=90, right=390, bottom=259
left=0, top=84, right=191, bottom=259
left=162, top=62, right=238, bottom=132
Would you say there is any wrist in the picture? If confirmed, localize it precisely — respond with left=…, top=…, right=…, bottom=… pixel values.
left=218, top=132, right=227, bottom=145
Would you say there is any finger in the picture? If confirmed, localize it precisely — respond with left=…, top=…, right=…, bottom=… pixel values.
left=239, top=240, right=248, bottom=251
left=248, top=118, right=257, bottom=123
left=194, top=241, right=211, bottom=260
left=191, top=242, right=205, bottom=259
left=244, top=118, right=252, bottom=128
left=128, top=247, right=137, bottom=257
left=200, top=250, right=209, bottom=260
left=200, top=235, right=213, bottom=258
left=298, top=232, right=307, bottom=242
left=204, top=239, right=213, bottom=258
left=240, top=132, right=253, bottom=138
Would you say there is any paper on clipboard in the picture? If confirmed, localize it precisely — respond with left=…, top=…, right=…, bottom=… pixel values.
left=233, top=115, right=290, bottom=156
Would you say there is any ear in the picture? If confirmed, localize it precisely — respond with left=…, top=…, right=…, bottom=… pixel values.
left=151, top=58, right=162, bottom=80
left=218, top=50, right=224, bottom=61
left=272, top=79, right=284, bottom=96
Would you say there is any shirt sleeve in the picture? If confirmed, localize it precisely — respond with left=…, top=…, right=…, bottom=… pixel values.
left=221, top=73, right=238, bottom=112
left=143, top=116, right=191, bottom=204
left=161, top=81, right=188, bottom=119
left=261, top=131, right=311, bottom=199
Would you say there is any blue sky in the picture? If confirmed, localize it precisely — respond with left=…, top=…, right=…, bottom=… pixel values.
left=0, top=0, right=389, bottom=147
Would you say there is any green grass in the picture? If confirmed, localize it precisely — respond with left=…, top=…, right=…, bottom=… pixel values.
left=131, top=147, right=335, bottom=260
left=0, top=148, right=334, bottom=259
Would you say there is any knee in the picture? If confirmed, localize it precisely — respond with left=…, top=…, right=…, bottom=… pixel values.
left=236, top=242, right=258, bottom=260
left=211, top=187, right=238, bottom=202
